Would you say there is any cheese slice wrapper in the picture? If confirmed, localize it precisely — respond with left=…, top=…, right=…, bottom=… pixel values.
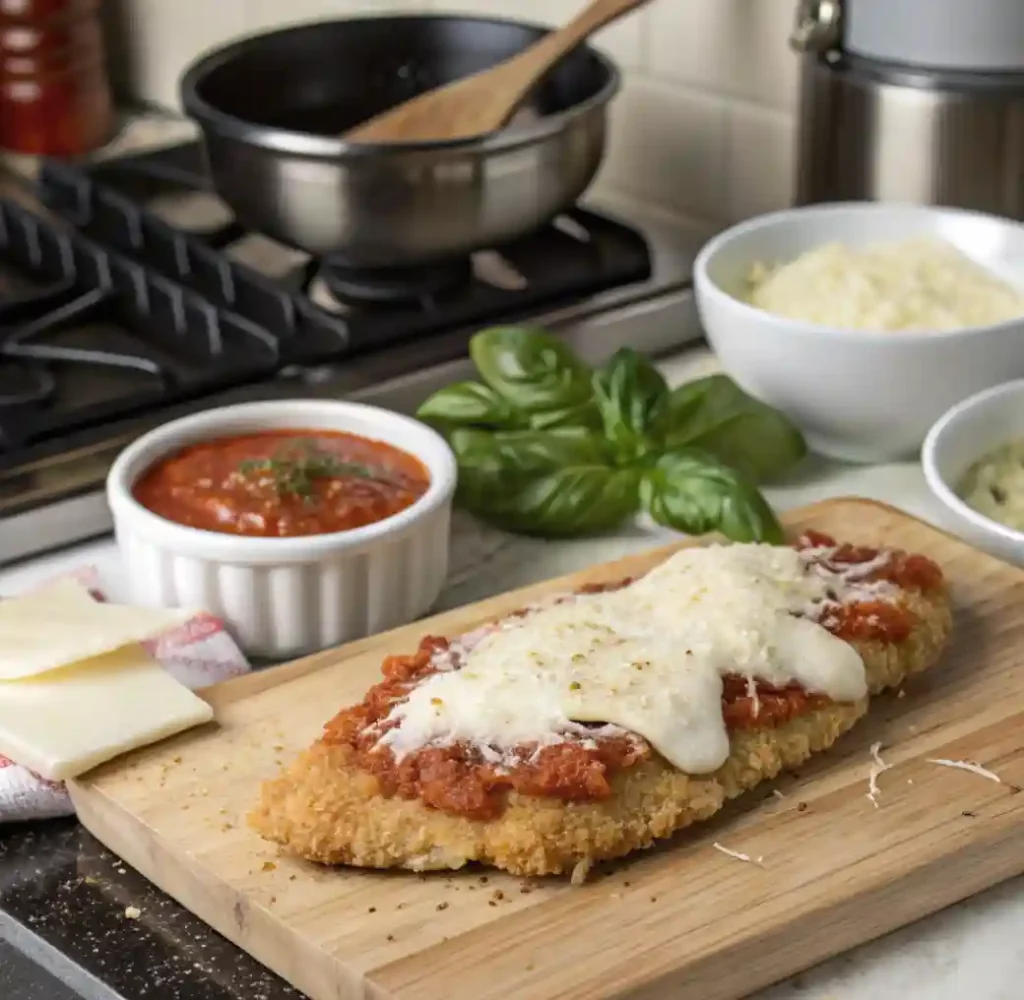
left=0, top=643, right=214, bottom=780
left=0, top=579, right=193, bottom=681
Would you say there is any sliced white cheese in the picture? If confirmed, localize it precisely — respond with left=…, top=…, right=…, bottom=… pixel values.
left=4, top=578, right=96, bottom=608
left=0, top=579, right=192, bottom=680
left=0, top=643, right=213, bottom=780
left=381, top=543, right=875, bottom=775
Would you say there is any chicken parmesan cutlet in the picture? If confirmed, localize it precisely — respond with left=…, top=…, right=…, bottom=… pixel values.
left=250, top=532, right=951, bottom=878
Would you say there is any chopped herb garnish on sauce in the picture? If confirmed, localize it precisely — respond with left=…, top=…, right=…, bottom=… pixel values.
left=238, top=439, right=385, bottom=499
left=133, top=429, right=429, bottom=538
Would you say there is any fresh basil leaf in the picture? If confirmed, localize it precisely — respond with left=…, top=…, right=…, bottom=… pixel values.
left=449, top=428, right=636, bottom=536
left=592, top=348, right=669, bottom=458
left=449, top=426, right=607, bottom=507
left=661, top=375, right=806, bottom=482
left=489, top=467, right=640, bottom=537
left=640, top=449, right=783, bottom=543
left=469, top=326, right=594, bottom=414
left=527, top=400, right=603, bottom=431
left=450, top=427, right=608, bottom=470
left=416, top=381, right=517, bottom=428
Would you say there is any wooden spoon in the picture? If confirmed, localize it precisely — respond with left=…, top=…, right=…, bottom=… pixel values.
left=342, top=0, right=652, bottom=145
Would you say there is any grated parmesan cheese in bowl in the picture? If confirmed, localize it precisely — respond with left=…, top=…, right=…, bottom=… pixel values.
left=695, top=202, right=1024, bottom=462
left=747, top=237, right=1024, bottom=332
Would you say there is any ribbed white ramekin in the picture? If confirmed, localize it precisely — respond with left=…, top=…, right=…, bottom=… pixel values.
left=106, top=399, right=457, bottom=659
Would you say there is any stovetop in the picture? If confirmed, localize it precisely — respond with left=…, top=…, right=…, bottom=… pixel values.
left=0, top=139, right=702, bottom=565
left=3, top=141, right=650, bottom=461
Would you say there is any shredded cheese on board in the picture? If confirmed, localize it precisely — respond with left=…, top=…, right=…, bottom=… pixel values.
left=927, top=759, right=1003, bottom=783
left=570, top=859, right=592, bottom=886
left=375, top=543, right=895, bottom=776
left=866, top=742, right=891, bottom=808
left=713, top=843, right=765, bottom=867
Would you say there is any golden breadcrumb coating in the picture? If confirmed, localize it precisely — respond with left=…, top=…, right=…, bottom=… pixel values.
left=249, top=587, right=951, bottom=877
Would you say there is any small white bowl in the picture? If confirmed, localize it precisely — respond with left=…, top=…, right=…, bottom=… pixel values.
left=106, top=400, right=457, bottom=658
left=695, top=202, right=1024, bottom=463
left=922, top=379, right=1024, bottom=567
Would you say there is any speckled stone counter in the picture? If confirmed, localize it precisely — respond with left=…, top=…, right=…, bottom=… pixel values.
left=0, top=821, right=298, bottom=999
left=0, top=940, right=80, bottom=1000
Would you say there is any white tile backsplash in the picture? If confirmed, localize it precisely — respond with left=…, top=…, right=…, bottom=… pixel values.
left=121, top=0, right=248, bottom=112
left=648, top=0, right=799, bottom=112
left=429, top=0, right=647, bottom=69
left=596, top=78, right=729, bottom=226
left=726, top=104, right=796, bottom=223
left=247, top=0, right=424, bottom=33
left=113, top=0, right=800, bottom=229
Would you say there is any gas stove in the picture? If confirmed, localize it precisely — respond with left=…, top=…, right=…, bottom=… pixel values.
left=0, top=135, right=704, bottom=565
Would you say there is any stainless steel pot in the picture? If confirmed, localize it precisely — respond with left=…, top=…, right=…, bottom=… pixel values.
left=791, top=1, right=1024, bottom=220
left=180, top=16, right=619, bottom=267
left=796, top=56, right=1024, bottom=219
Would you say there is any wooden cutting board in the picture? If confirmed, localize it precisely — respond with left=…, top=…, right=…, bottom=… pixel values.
left=67, top=498, right=1024, bottom=1000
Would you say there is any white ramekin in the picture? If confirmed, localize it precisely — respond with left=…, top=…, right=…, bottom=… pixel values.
left=922, top=378, right=1024, bottom=568
left=106, top=399, right=457, bottom=659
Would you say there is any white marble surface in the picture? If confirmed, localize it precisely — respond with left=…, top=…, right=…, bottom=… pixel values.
left=1, top=347, right=1020, bottom=999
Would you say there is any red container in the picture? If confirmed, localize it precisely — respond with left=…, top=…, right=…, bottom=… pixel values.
left=0, top=0, right=113, bottom=157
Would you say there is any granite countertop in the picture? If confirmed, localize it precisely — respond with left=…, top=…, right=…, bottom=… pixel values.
left=2, top=348, right=1024, bottom=1000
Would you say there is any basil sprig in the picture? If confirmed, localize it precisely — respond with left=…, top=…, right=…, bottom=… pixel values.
left=416, top=327, right=806, bottom=542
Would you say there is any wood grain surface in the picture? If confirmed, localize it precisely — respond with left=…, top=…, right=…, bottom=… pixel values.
left=68, top=498, right=1024, bottom=1000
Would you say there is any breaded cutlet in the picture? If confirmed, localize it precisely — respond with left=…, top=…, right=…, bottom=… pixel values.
left=250, top=537, right=952, bottom=879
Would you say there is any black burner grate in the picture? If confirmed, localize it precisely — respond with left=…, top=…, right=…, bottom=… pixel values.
left=0, top=199, right=281, bottom=457
left=317, top=257, right=475, bottom=306
left=38, top=143, right=652, bottom=355
left=0, top=357, right=52, bottom=408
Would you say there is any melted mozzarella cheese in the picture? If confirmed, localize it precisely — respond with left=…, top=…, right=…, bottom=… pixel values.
left=379, top=544, right=884, bottom=775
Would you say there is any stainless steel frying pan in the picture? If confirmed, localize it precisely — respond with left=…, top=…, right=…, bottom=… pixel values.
left=180, top=15, right=620, bottom=268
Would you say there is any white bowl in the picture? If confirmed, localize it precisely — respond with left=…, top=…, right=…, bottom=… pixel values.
left=923, top=379, right=1024, bottom=567
left=106, top=400, right=457, bottom=658
left=694, top=202, right=1024, bottom=463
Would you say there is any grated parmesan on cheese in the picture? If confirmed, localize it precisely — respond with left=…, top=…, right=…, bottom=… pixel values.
left=747, top=237, right=1024, bottom=333
left=376, top=543, right=893, bottom=776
